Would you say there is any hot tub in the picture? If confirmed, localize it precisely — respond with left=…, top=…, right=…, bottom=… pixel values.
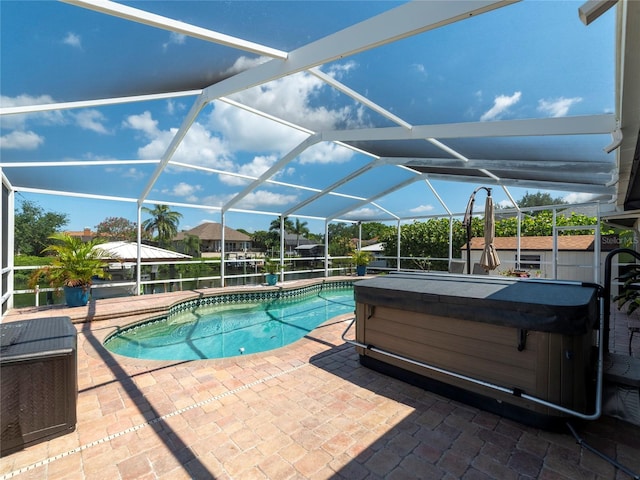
left=348, top=272, right=602, bottom=429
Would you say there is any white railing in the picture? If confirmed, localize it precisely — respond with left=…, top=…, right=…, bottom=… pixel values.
left=10, top=249, right=611, bottom=308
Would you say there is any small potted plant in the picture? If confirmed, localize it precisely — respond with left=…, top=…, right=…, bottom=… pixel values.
left=29, top=232, right=112, bottom=307
left=501, top=268, right=530, bottom=278
left=263, top=258, right=281, bottom=286
left=351, top=250, right=372, bottom=276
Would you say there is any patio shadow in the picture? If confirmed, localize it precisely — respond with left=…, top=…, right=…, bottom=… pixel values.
left=308, top=345, right=640, bottom=479
left=80, top=321, right=217, bottom=479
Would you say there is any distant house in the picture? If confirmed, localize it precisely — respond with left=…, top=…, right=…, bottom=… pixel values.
left=295, top=244, right=324, bottom=257
left=464, top=234, right=618, bottom=282
left=360, top=242, right=386, bottom=269
left=64, top=227, right=97, bottom=242
left=174, top=222, right=251, bottom=255
left=283, top=233, right=314, bottom=254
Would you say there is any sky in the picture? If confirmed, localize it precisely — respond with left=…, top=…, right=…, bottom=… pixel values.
left=0, top=1, right=616, bottom=237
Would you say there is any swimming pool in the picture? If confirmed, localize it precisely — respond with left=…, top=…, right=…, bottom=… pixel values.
left=104, top=283, right=355, bottom=360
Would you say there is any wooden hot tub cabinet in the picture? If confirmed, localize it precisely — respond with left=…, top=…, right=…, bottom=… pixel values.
left=352, top=273, right=601, bottom=429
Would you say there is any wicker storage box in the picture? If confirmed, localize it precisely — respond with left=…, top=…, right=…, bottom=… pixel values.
left=1, top=317, right=77, bottom=456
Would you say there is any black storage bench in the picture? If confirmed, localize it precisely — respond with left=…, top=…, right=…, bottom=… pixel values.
left=1, top=317, right=77, bottom=456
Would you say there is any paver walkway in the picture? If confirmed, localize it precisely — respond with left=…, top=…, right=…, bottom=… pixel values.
left=1, top=282, right=639, bottom=479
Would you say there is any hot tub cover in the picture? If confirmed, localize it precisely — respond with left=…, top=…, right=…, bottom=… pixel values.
left=354, top=273, right=600, bottom=335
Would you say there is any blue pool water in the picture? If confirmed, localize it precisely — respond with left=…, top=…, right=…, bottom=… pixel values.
left=104, top=288, right=354, bottom=360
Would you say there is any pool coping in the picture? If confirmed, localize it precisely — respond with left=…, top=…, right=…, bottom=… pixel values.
left=5, top=276, right=362, bottom=323
left=33, top=277, right=362, bottom=369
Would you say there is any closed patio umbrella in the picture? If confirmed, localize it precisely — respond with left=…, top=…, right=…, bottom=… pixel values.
left=479, top=194, right=500, bottom=271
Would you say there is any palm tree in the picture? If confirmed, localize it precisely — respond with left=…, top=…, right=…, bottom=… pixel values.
left=142, top=205, right=183, bottom=248
left=269, top=216, right=294, bottom=234
left=292, top=218, right=309, bottom=246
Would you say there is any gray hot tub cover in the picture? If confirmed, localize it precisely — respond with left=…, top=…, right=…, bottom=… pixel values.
left=354, top=273, right=599, bottom=335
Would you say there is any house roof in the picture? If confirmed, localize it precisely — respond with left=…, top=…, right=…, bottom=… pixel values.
left=466, top=234, right=618, bottom=252
left=175, top=222, right=250, bottom=242
left=360, top=242, right=384, bottom=252
left=283, top=234, right=314, bottom=246
left=295, top=244, right=323, bottom=251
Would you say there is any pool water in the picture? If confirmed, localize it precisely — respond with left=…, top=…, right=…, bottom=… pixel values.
left=104, top=288, right=354, bottom=360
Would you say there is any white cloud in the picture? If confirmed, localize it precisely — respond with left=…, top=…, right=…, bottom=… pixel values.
left=200, top=193, right=234, bottom=208
left=344, top=207, right=381, bottom=219
left=220, top=61, right=365, bottom=134
left=219, top=155, right=278, bottom=186
left=562, top=192, right=598, bottom=204
left=123, top=111, right=159, bottom=136
left=409, top=204, right=435, bottom=214
left=74, top=109, right=109, bottom=134
left=63, top=32, right=82, bottom=49
left=234, top=190, right=299, bottom=210
left=163, top=32, right=186, bottom=51
left=124, top=111, right=234, bottom=171
left=412, top=63, right=427, bottom=77
left=123, top=63, right=365, bottom=188
left=497, top=199, right=515, bottom=208
left=0, top=94, right=56, bottom=108
left=163, top=182, right=202, bottom=202
left=223, top=55, right=271, bottom=76
left=122, top=168, right=146, bottom=180
left=0, top=94, right=65, bottom=129
left=299, top=142, right=354, bottom=165
left=166, top=99, right=186, bottom=116
left=480, top=91, right=522, bottom=122
left=0, top=130, right=44, bottom=150
left=537, top=97, right=583, bottom=118
left=208, top=100, right=307, bottom=154
left=327, top=61, right=357, bottom=78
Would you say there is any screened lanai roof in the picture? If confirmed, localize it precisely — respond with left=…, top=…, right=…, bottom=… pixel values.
left=1, top=1, right=639, bottom=229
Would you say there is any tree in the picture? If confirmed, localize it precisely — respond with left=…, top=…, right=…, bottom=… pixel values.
left=517, top=191, right=567, bottom=210
left=14, top=199, right=68, bottom=256
left=183, top=234, right=200, bottom=257
left=328, top=223, right=357, bottom=240
left=95, top=216, right=138, bottom=241
left=328, top=223, right=357, bottom=256
left=306, top=232, right=323, bottom=244
left=376, top=208, right=611, bottom=272
left=141, top=204, right=183, bottom=248
left=361, top=222, right=394, bottom=241
left=251, top=230, right=279, bottom=252
left=291, top=218, right=309, bottom=246
left=494, top=211, right=609, bottom=237
left=380, top=218, right=479, bottom=271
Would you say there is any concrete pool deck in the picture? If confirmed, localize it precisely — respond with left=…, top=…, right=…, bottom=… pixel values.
left=1, top=278, right=639, bottom=479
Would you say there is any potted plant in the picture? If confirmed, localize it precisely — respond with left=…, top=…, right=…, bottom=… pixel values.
left=614, top=266, right=640, bottom=315
left=29, top=232, right=112, bottom=307
left=351, top=250, right=372, bottom=276
left=263, top=258, right=281, bottom=286
left=501, top=268, right=530, bottom=278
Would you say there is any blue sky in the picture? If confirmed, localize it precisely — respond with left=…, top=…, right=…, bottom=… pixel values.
left=1, top=1, right=616, bottom=236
